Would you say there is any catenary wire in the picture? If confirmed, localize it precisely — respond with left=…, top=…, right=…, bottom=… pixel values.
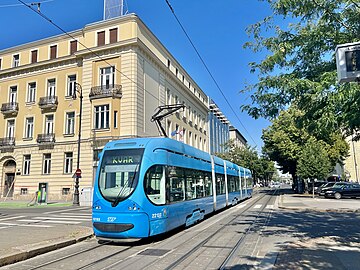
left=164, top=0, right=258, bottom=147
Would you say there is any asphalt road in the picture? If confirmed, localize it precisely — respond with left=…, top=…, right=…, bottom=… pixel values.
left=2, top=189, right=360, bottom=270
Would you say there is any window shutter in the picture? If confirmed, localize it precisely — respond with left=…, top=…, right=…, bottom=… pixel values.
left=110, top=28, right=118, bottom=43
left=70, top=40, right=78, bottom=54
left=31, top=50, right=38, bottom=63
left=97, top=31, right=105, bottom=46
left=50, top=45, right=57, bottom=59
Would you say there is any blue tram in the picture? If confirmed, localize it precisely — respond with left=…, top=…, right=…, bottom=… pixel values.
left=92, top=137, right=253, bottom=239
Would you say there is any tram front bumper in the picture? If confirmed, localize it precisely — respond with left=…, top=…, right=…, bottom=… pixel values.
left=92, top=212, right=150, bottom=239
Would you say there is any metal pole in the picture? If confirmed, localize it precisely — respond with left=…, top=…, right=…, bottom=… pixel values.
left=73, top=83, right=83, bottom=206
left=351, top=135, right=359, bottom=183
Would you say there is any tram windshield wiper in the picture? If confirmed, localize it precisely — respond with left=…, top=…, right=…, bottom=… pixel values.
left=111, top=165, right=138, bottom=207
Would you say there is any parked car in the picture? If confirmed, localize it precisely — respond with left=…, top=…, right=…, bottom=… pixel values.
left=318, top=182, right=351, bottom=196
left=307, top=181, right=327, bottom=193
left=324, top=183, right=360, bottom=199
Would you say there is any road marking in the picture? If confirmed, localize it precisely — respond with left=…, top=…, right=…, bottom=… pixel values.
left=59, top=214, right=91, bottom=218
left=254, top=204, right=262, bottom=209
left=236, top=203, right=248, bottom=209
left=0, top=222, right=17, bottom=226
left=43, top=207, right=90, bottom=215
left=34, top=219, right=81, bottom=224
left=266, top=205, right=274, bottom=209
left=36, top=216, right=89, bottom=221
left=0, top=216, right=25, bottom=221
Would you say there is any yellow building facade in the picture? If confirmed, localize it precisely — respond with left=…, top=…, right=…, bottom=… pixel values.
left=0, top=14, right=209, bottom=201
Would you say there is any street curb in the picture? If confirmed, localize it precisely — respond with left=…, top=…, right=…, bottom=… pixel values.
left=0, top=233, right=94, bottom=267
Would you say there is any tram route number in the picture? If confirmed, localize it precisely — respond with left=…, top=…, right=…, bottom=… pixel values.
left=152, top=213, right=162, bottom=219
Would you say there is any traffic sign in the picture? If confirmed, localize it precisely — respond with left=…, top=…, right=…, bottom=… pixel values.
left=75, top=168, right=82, bottom=177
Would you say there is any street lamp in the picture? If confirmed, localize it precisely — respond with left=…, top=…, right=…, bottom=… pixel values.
left=72, top=83, right=83, bottom=206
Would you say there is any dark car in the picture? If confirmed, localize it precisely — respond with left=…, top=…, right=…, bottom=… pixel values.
left=324, top=183, right=360, bottom=199
left=308, top=181, right=327, bottom=193
left=318, top=182, right=350, bottom=196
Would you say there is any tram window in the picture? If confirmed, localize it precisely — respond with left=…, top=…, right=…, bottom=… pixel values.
left=144, top=165, right=165, bottom=205
left=185, top=170, right=196, bottom=200
left=230, top=176, right=237, bottom=192
left=216, top=174, right=225, bottom=195
left=195, top=171, right=205, bottom=198
left=167, top=167, right=185, bottom=203
left=204, top=172, right=213, bottom=196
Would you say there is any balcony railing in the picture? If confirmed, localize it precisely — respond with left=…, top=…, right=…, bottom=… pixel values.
left=0, top=137, right=15, bottom=147
left=1, top=102, right=19, bottom=115
left=89, top=84, right=122, bottom=100
left=37, top=133, right=55, bottom=144
left=38, top=96, right=58, bottom=109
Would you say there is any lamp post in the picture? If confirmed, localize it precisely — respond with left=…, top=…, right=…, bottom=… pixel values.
left=73, top=83, right=83, bottom=206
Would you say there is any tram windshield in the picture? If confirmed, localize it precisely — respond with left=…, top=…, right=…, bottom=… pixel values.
left=98, top=149, right=144, bottom=204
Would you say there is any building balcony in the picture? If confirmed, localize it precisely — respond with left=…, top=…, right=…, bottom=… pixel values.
left=1, top=102, right=19, bottom=116
left=89, top=84, right=122, bottom=100
left=0, top=137, right=15, bottom=147
left=38, top=96, right=58, bottom=110
left=0, top=137, right=15, bottom=152
left=37, top=133, right=55, bottom=144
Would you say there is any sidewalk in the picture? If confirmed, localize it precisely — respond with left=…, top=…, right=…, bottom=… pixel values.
left=274, top=191, right=360, bottom=270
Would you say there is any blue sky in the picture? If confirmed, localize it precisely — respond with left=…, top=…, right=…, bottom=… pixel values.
left=0, top=0, right=272, bottom=151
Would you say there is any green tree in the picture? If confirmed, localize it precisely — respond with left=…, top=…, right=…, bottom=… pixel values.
left=241, top=0, right=360, bottom=139
left=262, top=107, right=349, bottom=179
left=218, top=140, right=258, bottom=177
left=297, top=138, right=332, bottom=180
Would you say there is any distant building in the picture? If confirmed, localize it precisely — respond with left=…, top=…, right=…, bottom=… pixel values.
left=208, top=100, right=230, bottom=154
left=229, top=126, right=247, bottom=148
left=343, top=136, right=360, bottom=182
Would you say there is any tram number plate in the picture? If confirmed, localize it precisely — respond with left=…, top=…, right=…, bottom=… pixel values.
left=152, top=213, right=162, bottom=219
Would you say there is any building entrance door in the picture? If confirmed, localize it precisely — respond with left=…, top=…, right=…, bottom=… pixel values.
left=3, top=173, right=15, bottom=197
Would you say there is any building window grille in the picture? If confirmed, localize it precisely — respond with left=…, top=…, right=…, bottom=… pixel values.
left=62, top=188, right=71, bottom=195
left=43, top=153, right=51, bottom=174
left=64, top=152, right=73, bottom=174
left=21, top=188, right=28, bottom=195
left=23, top=155, right=31, bottom=175
left=94, top=104, right=109, bottom=129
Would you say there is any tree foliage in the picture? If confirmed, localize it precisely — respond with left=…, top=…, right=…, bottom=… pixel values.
left=242, top=0, right=360, bottom=139
left=297, top=138, right=332, bottom=180
left=262, top=106, right=349, bottom=178
left=217, top=140, right=276, bottom=183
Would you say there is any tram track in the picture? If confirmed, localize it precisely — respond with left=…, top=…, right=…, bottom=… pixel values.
left=159, top=190, right=276, bottom=270
left=23, top=240, right=135, bottom=270
left=219, top=190, right=276, bottom=269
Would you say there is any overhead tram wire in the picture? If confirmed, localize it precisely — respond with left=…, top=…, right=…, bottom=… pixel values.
left=164, top=0, right=258, bottom=147
left=16, top=0, right=161, bottom=104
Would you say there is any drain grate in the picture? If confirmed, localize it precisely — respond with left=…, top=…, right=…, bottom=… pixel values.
left=139, top=249, right=171, bottom=256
